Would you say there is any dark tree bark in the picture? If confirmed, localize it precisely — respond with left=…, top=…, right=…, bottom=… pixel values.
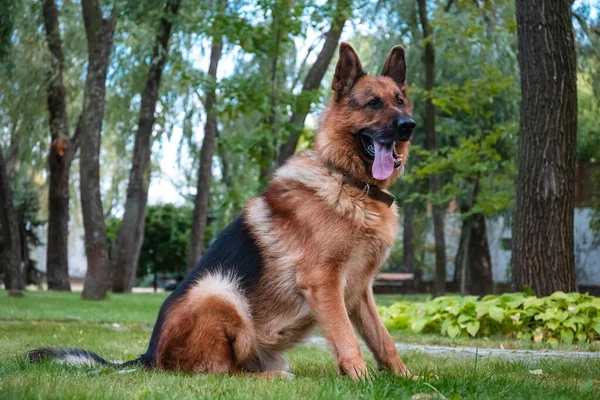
left=454, top=178, right=493, bottom=295
left=112, top=0, right=182, bottom=293
left=275, top=1, right=349, bottom=167
left=512, top=0, right=578, bottom=296
left=79, top=0, right=116, bottom=300
left=454, top=207, right=493, bottom=295
left=418, top=0, right=446, bottom=297
left=186, top=11, right=225, bottom=271
left=42, top=0, right=78, bottom=291
left=0, top=146, right=23, bottom=297
left=403, top=203, right=421, bottom=290
left=403, top=204, right=416, bottom=273
left=258, top=0, right=286, bottom=184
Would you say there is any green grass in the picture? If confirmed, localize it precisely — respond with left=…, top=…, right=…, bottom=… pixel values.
left=1, top=290, right=599, bottom=399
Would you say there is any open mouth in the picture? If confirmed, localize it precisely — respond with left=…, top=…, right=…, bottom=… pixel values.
left=360, top=135, right=402, bottom=168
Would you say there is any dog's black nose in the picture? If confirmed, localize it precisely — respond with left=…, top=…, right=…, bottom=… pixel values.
left=394, top=117, right=416, bottom=142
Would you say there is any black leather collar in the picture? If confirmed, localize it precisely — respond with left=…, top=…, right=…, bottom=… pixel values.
left=325, top=163, right=396, bottom=207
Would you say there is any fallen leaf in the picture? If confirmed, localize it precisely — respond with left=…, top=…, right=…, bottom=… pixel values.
left=412, top=394, right=435, bottom=400
left=117, top=369, right=137, bottom=375
left=529, top=369, right=543, bottom=375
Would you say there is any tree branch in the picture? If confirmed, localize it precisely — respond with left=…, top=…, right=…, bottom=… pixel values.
left=276, top=0, right=350, bottom=166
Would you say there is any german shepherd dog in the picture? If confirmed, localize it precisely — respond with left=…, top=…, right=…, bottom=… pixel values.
left=28, top=43, right=416, bottom=381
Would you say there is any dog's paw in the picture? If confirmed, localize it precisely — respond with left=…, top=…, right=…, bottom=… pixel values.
left=339, top=360, right=369, bottom=381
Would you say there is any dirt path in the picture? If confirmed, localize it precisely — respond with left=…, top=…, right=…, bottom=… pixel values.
left=305, top=337, right=600, bottom=361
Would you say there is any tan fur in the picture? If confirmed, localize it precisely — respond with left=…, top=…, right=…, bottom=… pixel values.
left=157, top=43, right=413, bottom=380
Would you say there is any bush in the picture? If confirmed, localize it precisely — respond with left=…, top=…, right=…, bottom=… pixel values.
left=378, top=292, right=600, bottom=345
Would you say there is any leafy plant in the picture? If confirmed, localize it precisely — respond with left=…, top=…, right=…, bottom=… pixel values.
left=379, top=292, right=600, bottom=345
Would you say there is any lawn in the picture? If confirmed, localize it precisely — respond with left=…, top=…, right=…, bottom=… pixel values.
left=1, top=290, right=599, bottom=399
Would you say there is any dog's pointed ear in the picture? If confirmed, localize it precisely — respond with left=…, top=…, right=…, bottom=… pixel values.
left=332, top=43, right=365, bottom=100
left=381, top=45, right=407, bottom=88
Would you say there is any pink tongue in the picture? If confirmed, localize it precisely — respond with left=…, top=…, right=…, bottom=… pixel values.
left=372, top=141, right=395, bottom=180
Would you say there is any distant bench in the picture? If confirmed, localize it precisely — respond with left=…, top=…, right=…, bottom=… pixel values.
left=373, top=272, right=415, bottom=294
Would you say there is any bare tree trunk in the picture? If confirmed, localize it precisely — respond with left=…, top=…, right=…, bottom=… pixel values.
left=186, top=7, right=225, bottom=271
left=512, top=0, right=577, bottom=296
left=454, top=177, right=493, bottom=295
left=258, top=1, right=286, bottom=184
left=455, top=214, right=494, bottom=295
left=112, top=0, right=182, bottom=293
left=79, top=0, right=116, bottom=300
left=403, top=203, right=420, bottom=291
left=42, top=0, right=78, bottom=291
left=418, top=0, right=446, bottom=297
left=0, top=146, right=23, bottom=297
left=276, top=1, right=349, bottom=167
left=468, top=212, right=493, bottom=295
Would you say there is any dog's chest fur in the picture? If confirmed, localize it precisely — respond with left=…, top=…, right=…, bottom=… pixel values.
left=244, top=151, right=399, bottom=352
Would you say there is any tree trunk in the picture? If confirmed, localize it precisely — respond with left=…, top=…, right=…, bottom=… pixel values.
left=512, top=0, right=577, bottom=296
left=454, top=177, right=493, bottom=295
left=258, top=1, right=286, bottom=184
left=42, top=0, right=77, bottom=291
left=455, top=212, right=493, bottom=296
left=79, top=0, right=116, bottom=301
left=0, top=146, right=23, bottom=297
left=112, top=0, right=181, bottom=293
left=418, top=0, right=446, bottom=297
left=186, top=18, right=225, bottom=271
left=276, top=1, right=349, bottom=167
left=468, top=212, right=493, bottom=295
left=403, top=203, right=420, bottom=291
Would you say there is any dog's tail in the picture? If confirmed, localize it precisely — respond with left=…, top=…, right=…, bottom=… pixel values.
left=26, top=347, right=142, bottom=369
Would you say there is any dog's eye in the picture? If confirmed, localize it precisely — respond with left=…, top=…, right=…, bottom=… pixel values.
left=367, top=98, right=382, bottom=108
left=397, top=97, right=404, bottom=107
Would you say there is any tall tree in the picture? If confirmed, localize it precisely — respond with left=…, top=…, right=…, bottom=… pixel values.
left=112, top=0, right=182, bottom=293
left=186, top=0, right=227, bottom=271
left=512, top=0, right=578, bottom=295
left=79, top=0, right=116, bottom=300
left=403, top=202, right=419, bottom=289
left=0, top=146, right=23, bottom=297
left=454, top=177, right=493, bottom=295
left=41, top=0, right=78, bottom=291
left=417, top=0, right=446, bottom=297
left=276, top=0, right=350, bottom=167
left=258, top=0, right=288, bottom=183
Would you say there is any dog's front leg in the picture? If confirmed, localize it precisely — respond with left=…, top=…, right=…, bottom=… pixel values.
left=298, top=270, right=367, bottom=381
left=350, top=288, right=411, bottom=377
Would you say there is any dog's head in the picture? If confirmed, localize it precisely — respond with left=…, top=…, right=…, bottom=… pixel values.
left=316, top=43, right=414, bottom=187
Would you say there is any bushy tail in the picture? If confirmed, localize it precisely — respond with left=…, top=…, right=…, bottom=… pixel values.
left=26, top=348, right=142, bottom=369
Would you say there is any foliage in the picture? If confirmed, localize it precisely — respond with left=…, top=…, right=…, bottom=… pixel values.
left=107, top=204, right=192, bottom=277
left=379, top=292, right=600, bottom=345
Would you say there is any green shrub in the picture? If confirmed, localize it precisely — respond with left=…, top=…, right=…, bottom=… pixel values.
left=378, top=292, right=600, bottom=345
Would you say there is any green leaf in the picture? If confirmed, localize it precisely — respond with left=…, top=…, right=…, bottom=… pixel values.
left=560, top=329, right=574, bottom=345
left=412, top=317, right=430, bottom=333
left=488, top=306, right=505, bottom=323
left=447, top=324, right=461, bottom=338
left=593, top=320, right=600, bottom=335
left=458, top=314, right=473, bottom=324
left=476, top=302, right=491, bottom=318
left=466, top=321, right=480, bottom=337
left=523, top=297, right=544, bottom=309
left=546, top=320, right=560, bottom=331
left=523, top=286, right=536, bottom=297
